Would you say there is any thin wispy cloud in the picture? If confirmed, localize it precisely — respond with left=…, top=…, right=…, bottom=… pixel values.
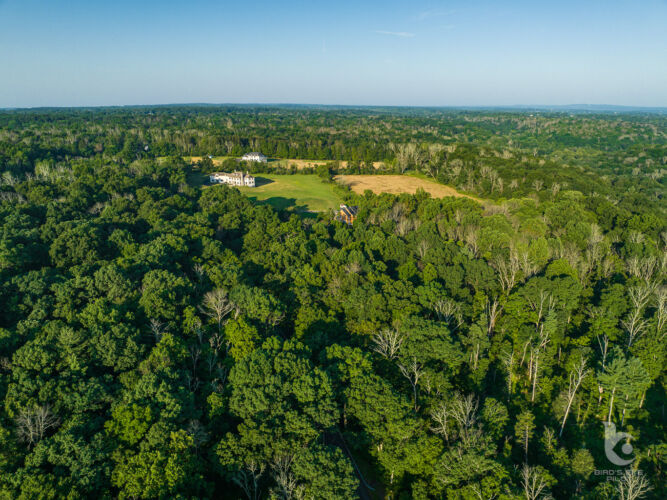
left=374, top=30, right=415, bottom=38
left=415, top=8, right=457, bottom=21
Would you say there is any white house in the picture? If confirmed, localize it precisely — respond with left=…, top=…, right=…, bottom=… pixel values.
left=210, top=171, right=256, bottom=187
left=241, top=152, right=268, bottom=163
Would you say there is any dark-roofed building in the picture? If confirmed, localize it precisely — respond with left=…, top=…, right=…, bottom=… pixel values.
left=337, top=204, right=358, bottom=225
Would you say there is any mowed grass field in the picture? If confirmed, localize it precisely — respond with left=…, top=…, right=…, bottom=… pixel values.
left=335, top=174, right=480, bottom=202
left=236, top=174, right=342, bottom=212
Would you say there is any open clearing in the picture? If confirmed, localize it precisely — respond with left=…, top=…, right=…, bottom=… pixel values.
left=336, top=175, right=480, bottom=201
left=235, top=174, right=342, bottom=212
left=180, top=156, right=384, bottom=169
left=182, top=156, right=230, bottom=166
left=196, top=171, right=479, bottom=212
left=272, top=158, right=385, bottom=170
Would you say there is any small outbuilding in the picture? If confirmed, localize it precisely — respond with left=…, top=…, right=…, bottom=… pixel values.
left=337, top=204, right=358, bottom=225
left=241, top=152, right=268, bottom=163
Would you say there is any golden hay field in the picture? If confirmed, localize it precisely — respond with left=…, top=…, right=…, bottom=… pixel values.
left=335, top=175, right=480, bottom=201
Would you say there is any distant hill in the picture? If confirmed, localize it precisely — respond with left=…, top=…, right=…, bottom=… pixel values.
left=466, top=104, right=667, bottom=114
left=3, top=103, right=666, bottom=114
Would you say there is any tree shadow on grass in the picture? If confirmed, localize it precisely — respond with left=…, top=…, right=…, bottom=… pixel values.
left=253, top=176, right=275, bottom=187
left=245, top=196, right=297, bottom=211
left=246, top=195, right=319, bottom=217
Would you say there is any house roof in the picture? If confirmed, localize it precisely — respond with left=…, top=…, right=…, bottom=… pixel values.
left=211, top=171, right=254, bottom=179
left=339, top=205, right=358, bottom=217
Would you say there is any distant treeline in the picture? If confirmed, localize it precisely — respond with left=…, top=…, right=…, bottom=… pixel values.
left=1, top=106, right=665, bottom=216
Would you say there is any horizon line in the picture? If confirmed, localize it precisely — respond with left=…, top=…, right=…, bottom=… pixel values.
left=1, top=102, right=666, bottom=113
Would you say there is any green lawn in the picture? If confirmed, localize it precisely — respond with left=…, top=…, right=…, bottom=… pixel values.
left=237, top=174, right=342, bottom=212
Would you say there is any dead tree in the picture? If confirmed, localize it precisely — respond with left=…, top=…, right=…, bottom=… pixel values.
left=655, top=286, right=666, bottom=339
left=500, top=349, right=516, bottom=399
left=150, top=319, right=166, bottom=342
left=233, top=461, right=265, bottom=500
left=486, top=297, right=502, bottom=336
left=15, top=405, right=60, bottom=448
left=528, top=324, right=551, bottom=403
left=559, top=358, right=589, bottom=437
left=371, top=328, right=404, bottom=360
left=623, top=285, right=651, bottom=347
left=398, top=357, right=424, bottom=411
left=272, top=454, right=304, bottom=500
left=433, top=298, right=463, bottom=330
left=449, top=393, right=480, bottom=447
left=521, top=464, right=550, bottom=500
left=492, top=252, right=521, bottom=294
left=430, top=401, right=452, bottom=442
left=200, top=288, right=237, bottom=330
left=617, top=469, right=652, bottom=500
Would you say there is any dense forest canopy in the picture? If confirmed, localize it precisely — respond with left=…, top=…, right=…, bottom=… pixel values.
left=0, top=106, right=665, bottom=499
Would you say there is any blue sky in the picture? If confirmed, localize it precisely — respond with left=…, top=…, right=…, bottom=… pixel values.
left=1, top=0, right=666, bottom=107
